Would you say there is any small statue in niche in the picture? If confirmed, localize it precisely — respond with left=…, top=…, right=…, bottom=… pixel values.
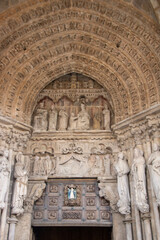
left=77, top=103, right=90, bottom=130
left=58, top=108, right=68, bottom=130
left=48, top=104, right=58, bottom=131
left=148, top=143, right=160, bottom=206
left=104, top=155, right=111, bottom=176
left=68, top=113, right=77, bottom=130
left=33, top=101, right=48, bottom=131
left=68, top=187, right=77, bottom=200
left=12, top=152, right=29, bottom=215
left=44, top=155, right=53, bottom=175
left=103, top=105, right=110, bottom=131
left=114, top=152, right=131, bottom=214
left=131, top=147, right=149, bottom=213
left=0, top=149, right=10, bottom=209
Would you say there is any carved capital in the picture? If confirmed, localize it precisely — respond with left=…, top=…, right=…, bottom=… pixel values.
left=24, top=182, right=46, bottom=213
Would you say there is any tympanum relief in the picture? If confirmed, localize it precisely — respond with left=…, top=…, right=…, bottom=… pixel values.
left=32, top=73, right=113, bottom=132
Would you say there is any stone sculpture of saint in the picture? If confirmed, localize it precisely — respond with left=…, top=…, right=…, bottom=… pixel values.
left=68, top=113, right=77, bottom=130
left=58, top=108, right=68, bottom=130
left=12, top=152, right=28, bottom=215
left=77, top=103, right=90, bottom=130
left=0, top=150, right=10, bottom=209
left=131, top=147, right=149, bottom=213
left=148, top=143, right=160, bottom=206
left=114, top=152, right=131, bottom=214
left=33, top=156, right=45, bottom=176
left=48, top=104, right=58, bottom=131
left=33, top=101, right=48, bottom=131
left=103, top=106, right=110, bottom=130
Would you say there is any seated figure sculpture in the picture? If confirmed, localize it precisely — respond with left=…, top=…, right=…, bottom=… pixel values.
left=77, top=103, right=90, bottom=130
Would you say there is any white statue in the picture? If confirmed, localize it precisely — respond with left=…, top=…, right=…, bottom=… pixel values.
left=114, top=152, right=130, bottom=214
left=131, top=147, right=149, bottom=213
left=148, top=143, right=160, bottom=206
left=68, top=113, right=77, bottom=130
left=33, top=101, right=48, bottom=131
left=58, top=108, right=68, bottom=130
left=77, top=103, right=90, bottom=130
left=0, top=150, right=10, bottom=209
left=48, top=104, right=58, bottom=131
left=12, top=152, right=28, bottom=215
left=103, top=106, right=110, bottom=130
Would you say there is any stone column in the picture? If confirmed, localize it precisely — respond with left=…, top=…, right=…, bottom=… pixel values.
left=15, top=182, right=46, bottom=240
left=123, top=214, right=132, bottom=240
left=8, top=216, right=18, bottom=240
left=112, top=211, right=126, bottom=240
left=98, top=177, right=127, bottom=240
left=141, top=213, right=152, bottom=240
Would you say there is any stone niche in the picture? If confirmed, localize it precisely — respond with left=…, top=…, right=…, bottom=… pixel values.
left=31, top=73, right=114, bottom=132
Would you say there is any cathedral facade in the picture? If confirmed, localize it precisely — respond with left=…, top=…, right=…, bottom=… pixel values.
left=0, top=0, right=160, bottom=239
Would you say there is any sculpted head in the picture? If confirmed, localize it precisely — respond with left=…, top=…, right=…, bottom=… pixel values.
left=152, top=143, right=159, bottom=152
left=134, top=147, right=143, bottom=158
left=118, top=152, right=124, bottom=160
left=4, top=149, right=9, bottom=158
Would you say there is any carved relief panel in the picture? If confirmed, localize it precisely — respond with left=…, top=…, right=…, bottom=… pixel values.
left=32, top=179, right=112, bottom=226
left=31, top=73, right=114, bottom=132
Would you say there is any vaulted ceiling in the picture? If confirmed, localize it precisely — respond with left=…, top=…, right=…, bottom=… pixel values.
left=0, top=0, right=159, bottom=124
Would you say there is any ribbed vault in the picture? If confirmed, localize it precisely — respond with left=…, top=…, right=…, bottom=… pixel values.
left=0, top=0, right=160, bottom=124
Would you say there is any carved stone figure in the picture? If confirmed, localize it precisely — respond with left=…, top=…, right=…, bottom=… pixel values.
left=68, top=113, right=77, bottom=130
left=33, top=102, right=48, bottom=131
left=131, top=148, right=149, bottom=213
left=77, top=103, right=90, bottom=130
left=48, top=104, right=58, bottom=131
left=44, top=155, right=52, bottom=175
left=12, top=152, right=28, bottom=215
left=148, top=143, right=160, bottom=206
left=114, top=152, right=130, bottom=214
left=103, top=106, right=110, bottom=130
left=58, top=108, right=68, bottom=130
left=0, top=150, right=10, bottom=209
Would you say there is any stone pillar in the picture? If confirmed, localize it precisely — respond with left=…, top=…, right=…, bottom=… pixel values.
left=14, top=182, right=46, bottom=240
left=123, top=214, right=132, bottom=240
left=112, top=211, right=126, bottom=240
left=141, top=213, right=152, bottom=240
left=98, top=177, right=127, bottom=240
left=8, top=216, right=18, bottom=240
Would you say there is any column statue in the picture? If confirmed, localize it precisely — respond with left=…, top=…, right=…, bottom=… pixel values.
left=0, top=149, right=10, bottom=209
left=148, top=143, right=160, bottom=206
left=33, top=101, right=48, bottom=131
left=12, top=152, right=29, bottom=215
left=114, top=152, right=131, bottom=214
left=58, top=108, right=68, bottom=130
left=131, top=147, right=149, bottom=213
left=103, top=106, right=110, bottom=130
left=77, top=103, right=90, bottom=130
left=48, top=104, right=58, bottom=131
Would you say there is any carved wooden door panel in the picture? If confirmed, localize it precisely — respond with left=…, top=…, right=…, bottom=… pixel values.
left=32, top=179, right=112, bottom=226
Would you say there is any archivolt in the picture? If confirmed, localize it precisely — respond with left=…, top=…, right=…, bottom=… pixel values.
left=0, top=0, right=159, bottom=124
